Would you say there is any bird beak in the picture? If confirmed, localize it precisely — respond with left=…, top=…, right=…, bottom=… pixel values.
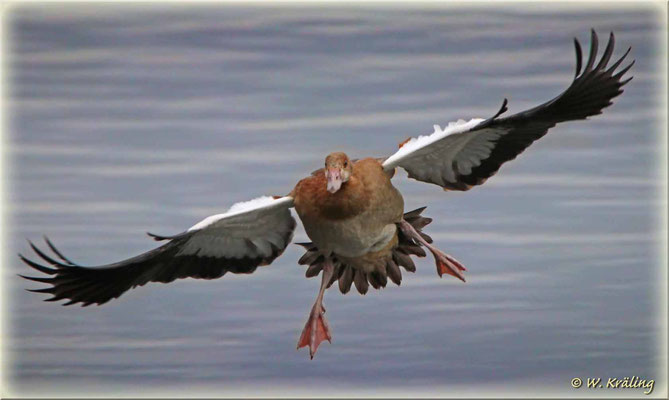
left=326, top=168, right=342, bottom=193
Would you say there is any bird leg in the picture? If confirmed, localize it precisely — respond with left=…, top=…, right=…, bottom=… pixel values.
left=398, top=219, right=467, bottom=282
left=297, top=257, right=334, bottom=359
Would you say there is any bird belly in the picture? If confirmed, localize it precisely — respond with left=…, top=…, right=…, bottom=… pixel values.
left=302, top=214, right=397, bottom=259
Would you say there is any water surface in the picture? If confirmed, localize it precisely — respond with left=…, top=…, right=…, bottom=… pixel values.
left=4, top=3, right=666, bottom=397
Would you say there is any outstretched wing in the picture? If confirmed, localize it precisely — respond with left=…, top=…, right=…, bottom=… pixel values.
left=20, top=196, right=296, bottom=306
left=382, top=30, right=634, bottom=191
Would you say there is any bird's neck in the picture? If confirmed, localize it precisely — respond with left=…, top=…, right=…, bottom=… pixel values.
left=320, top=175, right=370, bottom=220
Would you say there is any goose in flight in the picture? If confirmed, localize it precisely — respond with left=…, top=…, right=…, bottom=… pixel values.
left=20, top=30, right=633, bottom=358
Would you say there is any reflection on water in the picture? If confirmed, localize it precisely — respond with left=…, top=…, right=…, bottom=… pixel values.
left=5, top=4, right=665, bottom=397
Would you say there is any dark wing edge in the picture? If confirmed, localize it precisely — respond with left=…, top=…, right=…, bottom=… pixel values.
left=19, top=211, right=296, bottom=307
left=445, top=29, right=634, bottom=190
left=507, top=30, right=634, bottom=124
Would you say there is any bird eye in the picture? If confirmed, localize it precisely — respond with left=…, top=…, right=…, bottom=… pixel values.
left=344, top=161, right=348, bottom=167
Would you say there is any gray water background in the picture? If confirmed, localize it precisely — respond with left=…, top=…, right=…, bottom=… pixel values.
left=4, top=3, right=666, bottom=397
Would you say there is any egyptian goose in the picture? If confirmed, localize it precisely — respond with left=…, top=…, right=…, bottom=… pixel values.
left=20, top=31, right=633, bottom=358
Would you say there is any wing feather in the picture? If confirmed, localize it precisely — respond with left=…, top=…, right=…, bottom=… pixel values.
left=382, top=30, right=633, bottom=191
left=20, top=196, right=296, bottom=306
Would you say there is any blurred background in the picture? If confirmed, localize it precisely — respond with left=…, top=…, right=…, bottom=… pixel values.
left=3, top=3, right=666, bottom=397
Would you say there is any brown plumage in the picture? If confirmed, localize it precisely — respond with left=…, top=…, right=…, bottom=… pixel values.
left=292, top=157, right=405, bottom=272
left=296, top=205, right=433, bottom=295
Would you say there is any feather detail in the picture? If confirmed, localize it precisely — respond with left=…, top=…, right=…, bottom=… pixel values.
left=298, top=207, right=431, bottom=294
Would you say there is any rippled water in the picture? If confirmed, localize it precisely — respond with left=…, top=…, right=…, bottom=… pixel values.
left=5, top=4, right=666, bottom=397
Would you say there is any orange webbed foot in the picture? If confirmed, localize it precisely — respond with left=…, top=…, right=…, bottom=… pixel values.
left=297, top=304, right=332, bottom=359
left=399, top=219, right=467, bottom=282
left=434, top=250, right=466, bottom=282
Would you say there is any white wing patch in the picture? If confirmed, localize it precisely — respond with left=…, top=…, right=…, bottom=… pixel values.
left=382, top=118, right=485, bottom=171
left=383, top=118, right=514, bottom=188
left=177, top=196, right=295, bottom=259
left=187, top=196, right=292, bottom=231
left=452, top=129, right=503, bottom=175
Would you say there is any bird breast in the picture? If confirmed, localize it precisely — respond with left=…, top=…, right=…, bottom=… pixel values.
left=293, top=158, right=404, bottom=259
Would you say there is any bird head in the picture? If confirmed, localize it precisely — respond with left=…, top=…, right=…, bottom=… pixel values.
left=324, top=152, right=352, bottom=194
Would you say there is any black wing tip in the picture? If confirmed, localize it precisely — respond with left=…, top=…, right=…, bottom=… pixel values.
left=26, top=287, right=54, bottom=294
left=614, top=59, right=636, bottom=78
left=606, top=45, right=632, bottom=76
left=573, top=38, right=583, bottom=78
left=26, top=238, right=72, bottom=269
left=19, top=273, right=53, bottom=283
left=147, top=231, right=185, bottom=241
left=575, top=29, right=620, bottom=79
left=623, top=45, right=632, bottom=57
left=497, top=98, right=509, bottom=117
left=18, top=252, right=58, bottom=275
left=567, top=29, right=633, bottom=111
left=582, top=28, right=599, bottom=74
left=588, top=28, right=596, bottom=47
left=43, top=235, right=77, bottom=265
left=621, top=76, right=633, bottom=86
left=21, top=236, right=81, bottom=271
left=477, top=98, right=510, bottom=129
left=147, top=231, right=166, bottom=241
left=18, top=273, right=38, bottom=281
left=586, top=29, right=612, bottom=40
